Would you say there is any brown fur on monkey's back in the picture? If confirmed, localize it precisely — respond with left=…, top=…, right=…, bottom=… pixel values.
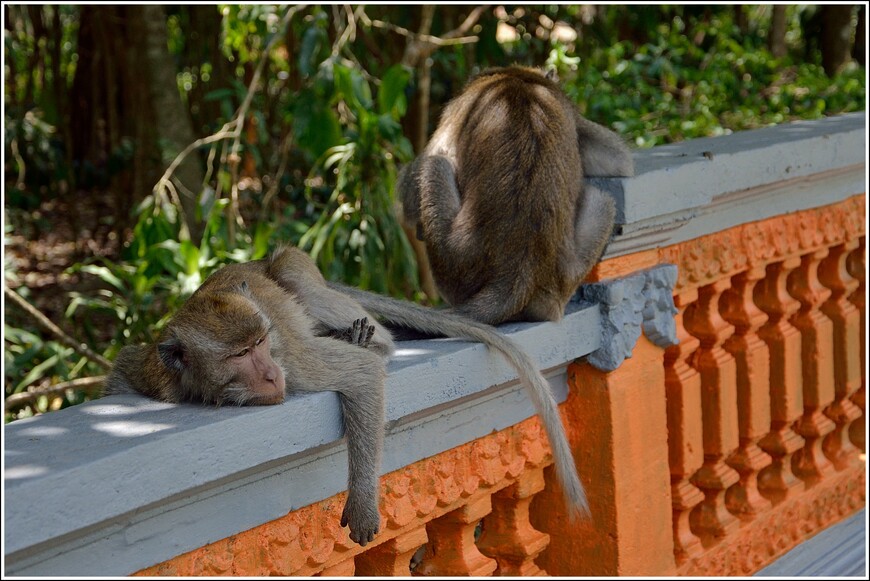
left=438, top=67, right=582, bottom=293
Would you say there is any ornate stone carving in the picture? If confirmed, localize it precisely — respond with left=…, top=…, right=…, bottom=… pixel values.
left=684, top=279, right=740, bottom=543
left=666, top=196, right=865, bottom=292
left=756, top=258, right=806, bottom=505
left=478, top=468, right=551, bottom=576
left=665, top=289, right=705, bottom=563
left=679, top=466, right=865, bottom=576
left=135, top=415, right=555, bottom=577
left=579, top=264, right=679, bottom=372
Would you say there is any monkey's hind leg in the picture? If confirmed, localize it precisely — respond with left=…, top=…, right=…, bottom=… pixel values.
left=328, top=317, right=376, bottom=349
left=267, top=247, right=395, bottom=357
left=415, top=155, right=474, bottom=270
left=570, top=187, right=616, bottom=286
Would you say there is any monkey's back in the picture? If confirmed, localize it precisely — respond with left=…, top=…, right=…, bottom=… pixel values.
left=438, top=68, right=583, bottom=315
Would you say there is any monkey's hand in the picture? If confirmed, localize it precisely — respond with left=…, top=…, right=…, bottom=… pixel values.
left=329, top=317, right=376, bottom=349
left=340, top=492, right=381, bottom=546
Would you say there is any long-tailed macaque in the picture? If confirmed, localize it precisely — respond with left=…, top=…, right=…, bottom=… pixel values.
left=398, top=65, right=634, bottom=325
left=106, top=246, right=588, bottom=546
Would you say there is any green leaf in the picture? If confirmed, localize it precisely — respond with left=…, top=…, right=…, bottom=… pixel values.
left=378, top=65, right=411, bottom=118
left=79, top=265, right=125, bottom=292
left=293, top=93, right=343, bottom=159
left=299, top=26, right=327, bottom=78
left=334, top=64, right=372, bottom=114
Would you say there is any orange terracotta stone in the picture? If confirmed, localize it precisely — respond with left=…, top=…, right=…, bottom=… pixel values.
left=354, top=526, right=427, bottom=576
left=532, top=337, right=676, bottom=577
left=721, top=268, right=773, bottom=519
left=478, top=468, right=551, bottom=576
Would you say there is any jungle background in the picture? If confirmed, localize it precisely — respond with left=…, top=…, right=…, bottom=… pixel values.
left=3, top=4, right=866, bottom=421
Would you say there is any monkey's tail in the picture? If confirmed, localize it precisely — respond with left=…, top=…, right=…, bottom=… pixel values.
left=332, top=283, right=590, bottom=519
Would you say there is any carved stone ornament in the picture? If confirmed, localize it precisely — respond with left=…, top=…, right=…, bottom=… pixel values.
left=578, top=264, right=679, bottom=372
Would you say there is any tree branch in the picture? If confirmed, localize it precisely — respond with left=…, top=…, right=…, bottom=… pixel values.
left=4, top=287, right=112, bottom=370
left=358, top=6, right=484, bottom=69
left=5, top=376, right=106, bottom=410
left=153, top=4, right=307, bottom=237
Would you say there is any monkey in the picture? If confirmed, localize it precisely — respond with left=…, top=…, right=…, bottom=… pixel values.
left=106, top=248, right=393, bottom=546
left=105, top=245, right=589, bottom=546
left=398, top=65, right=634, bottom=325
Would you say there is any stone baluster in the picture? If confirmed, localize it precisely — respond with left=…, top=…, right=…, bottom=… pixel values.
left=684, top=279, right=741, bottom=543
left=720, top=268, right=773, bottom=518
left=415, top=495, right=497, bottom=576
left=818, top=241, right=863, bottom=468
left=848, top=237, right=865, bottom=373
left=787, top=249, right=837, bottom=485
left=754, top=257, right=805, bottom=504
left=846, top=238, right=865, bottom=452
left=354, top=526, right=428, bottom=576
left=477, top=468, right=550, bottom=576
left=664, top=289, right=705, bottom=562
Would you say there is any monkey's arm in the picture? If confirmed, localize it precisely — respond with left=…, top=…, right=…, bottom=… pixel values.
left=411, top=154, right=478, bottom=273
left=282, top=337, right=387, bottom=546
left=396, top=161, right=422, bottom=237
left=104, top=344, right=177, bottom=402
left=574, top=111, right=635, bottom=177
left=569, top=185, right=617, bottom=286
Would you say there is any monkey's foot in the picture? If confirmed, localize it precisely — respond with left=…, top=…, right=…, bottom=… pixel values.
left=340, top=495, right=381, bottom=546
left=333, top=318, right=376, bottom=349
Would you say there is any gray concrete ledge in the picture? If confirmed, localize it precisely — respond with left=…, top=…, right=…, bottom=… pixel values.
left=598, top=111, right=866, bottom=257
left=4, top=112, right=867, bottom=576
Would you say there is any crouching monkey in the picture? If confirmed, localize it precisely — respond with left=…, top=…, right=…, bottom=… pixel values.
left=398, top=65, right=634, bottom=325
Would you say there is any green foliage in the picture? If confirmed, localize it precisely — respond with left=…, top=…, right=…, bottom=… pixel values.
left=3, top=324, right=93, bottom=422
left=558, top=11, right=865, bottom=147
left=295, top=61, right=418, bottom=296
left=66, top=191, right=273, bottom=347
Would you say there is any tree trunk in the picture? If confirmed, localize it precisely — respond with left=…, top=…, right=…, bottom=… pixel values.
left=821, top=5, right=854, bottom=76
left=769, top=5, right=787, bottom=58
left=853, top=5, right=865, bottom=66
left=734, top=5, right=748, bottom=35
left=134, top=4, right=205, bottom=239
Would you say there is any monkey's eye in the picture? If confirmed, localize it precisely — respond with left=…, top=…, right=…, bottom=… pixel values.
left=234, top=348, right=249, bottom=358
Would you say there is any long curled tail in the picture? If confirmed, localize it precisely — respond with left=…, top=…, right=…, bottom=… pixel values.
left=331, top=282, right=589, bottom=519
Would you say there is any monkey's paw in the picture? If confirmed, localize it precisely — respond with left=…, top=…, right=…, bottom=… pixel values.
left=335, top=318, right=376, bottom=349
left=340, top=496, right=381, bottom=547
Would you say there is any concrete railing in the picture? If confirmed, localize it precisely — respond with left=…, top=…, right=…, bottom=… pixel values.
left=4, top=111, right=865, bottom=576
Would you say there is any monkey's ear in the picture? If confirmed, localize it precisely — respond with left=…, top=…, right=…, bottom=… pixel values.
left=236, top=280, right=252, bottom=297
left=544, top=66, right=559, bottom=83
left=157, top=337, right=187, bottom=372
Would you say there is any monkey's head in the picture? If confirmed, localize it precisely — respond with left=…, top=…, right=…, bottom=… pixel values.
left=157, top=282, right=286, bottom=406
left=466, top=65, right=560, bottom=90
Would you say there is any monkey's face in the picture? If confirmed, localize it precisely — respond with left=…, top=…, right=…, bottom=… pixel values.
left=158, top=291, right=287, bottom=406
left=217, top=332, right=286, bottom=406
